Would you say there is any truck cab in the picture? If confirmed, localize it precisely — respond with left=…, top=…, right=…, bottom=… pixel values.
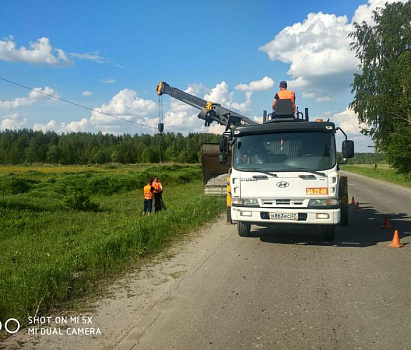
left=229, top=120, right=352, bottom=240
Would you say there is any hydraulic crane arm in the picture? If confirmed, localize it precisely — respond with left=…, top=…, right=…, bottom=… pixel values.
left=156, top=81, right=258, bottom=128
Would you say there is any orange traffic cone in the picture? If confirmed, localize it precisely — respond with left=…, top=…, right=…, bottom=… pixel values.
left=382, top=215, right=392, bottom=229
left=388, top=230, right=404, bottom=248
left=350, top=196, right=356, bottom=206
left=355, top=202, right=360, bottom=212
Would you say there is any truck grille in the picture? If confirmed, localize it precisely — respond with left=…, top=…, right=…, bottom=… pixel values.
left=261, top=199, right=305, bottom=207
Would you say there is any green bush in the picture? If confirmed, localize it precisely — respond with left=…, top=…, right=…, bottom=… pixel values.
left=0, top=176, right=37, bottom=194
left=62, top=189, right=100, bottom=211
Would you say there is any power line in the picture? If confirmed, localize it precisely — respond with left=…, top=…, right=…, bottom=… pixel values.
left=0, top=76, right=158, bottom=130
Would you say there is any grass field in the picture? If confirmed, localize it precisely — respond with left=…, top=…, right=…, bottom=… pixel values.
left=0, top=164, right=226, bottom=327
left=341, top=163, right=411, bottom=188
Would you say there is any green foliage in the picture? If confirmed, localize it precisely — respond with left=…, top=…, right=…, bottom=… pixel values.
left=0, top=130, right=220, bottom=165
left=43, top=165, right=203, bottom=196
left=0, top=175, right=37, bottom=195
left=382, top=128, right=411, bottom=174
left=63, top=188, right=100, bottom=211
left=349, top=1, right=411, bottom=174
left=0, top=166, right=225, bottom=324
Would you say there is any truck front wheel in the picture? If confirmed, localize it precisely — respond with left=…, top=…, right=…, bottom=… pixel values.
left=237, top=221, right=251, bottom=237
left=340, top=206, right=348, bottom=226
left=320, top=225, right=336, bottom=241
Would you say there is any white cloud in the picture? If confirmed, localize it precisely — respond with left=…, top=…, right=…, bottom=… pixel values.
left=316, top=96, right=333, bottom=103
left=258, top=0, right=407, bottom=101
left=164, top=110, right=193, bottom=128
left=235, top=76, right=274, bottom=92
left=0, top=87, right=57, bottom=109
left=31, top=89, right=159, bottom=135
left=331, top=107, right=374, bottom=152
left=70, top=52, right=108, bottom=63
left=259, top=12, right=357, bottom=100
left=101, top=78, right=116, bottom=84
left=204, top=81, right=232, bottom=106
left=332, top=107, right=366, bottom=135
left=0, top=36, right=70, bottom=65
left=90, top=89, right=157, bottom=130
left=82, top=90, right=93, bottom=97
left=0, top=37, right=117, bottom=66
left=33, top=120, right=57, bottom=132
left=63, top=118, right=89, bottom=132
left=185, top=83, right=206, bottom=96
left=208, top=122, right=226, bottom=133
left=204, top=81, right=252, bottom=113
left=34, top=118, right=90, bottom=133
left=1, top=113, right=27, bottom=130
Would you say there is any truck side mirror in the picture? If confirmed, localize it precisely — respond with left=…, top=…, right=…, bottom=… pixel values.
left=342, top=140, right=354, bottom=159
left=219, top=136, right=229, bottom=154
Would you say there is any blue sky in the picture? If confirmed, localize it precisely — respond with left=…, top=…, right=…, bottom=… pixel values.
left=0, top=0, right=405, bottom=152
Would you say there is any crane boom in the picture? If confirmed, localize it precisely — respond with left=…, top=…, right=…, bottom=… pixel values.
left=156, top=81, right=258, bottom=129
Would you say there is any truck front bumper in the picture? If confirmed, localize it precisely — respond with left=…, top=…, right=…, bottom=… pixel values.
left=231, top=207, right=340, bottom=225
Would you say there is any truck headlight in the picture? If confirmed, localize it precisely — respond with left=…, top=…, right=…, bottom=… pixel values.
left=232, top=198, right=259, bottom=207
left=308, top=198, right=338, bottom=207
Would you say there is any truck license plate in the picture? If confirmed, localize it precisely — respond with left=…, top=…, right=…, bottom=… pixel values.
left=270, top=212, right=298, bottom=220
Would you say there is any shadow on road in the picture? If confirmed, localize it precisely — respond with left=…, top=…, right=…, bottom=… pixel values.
left=247, top=203, right=411, bottom=248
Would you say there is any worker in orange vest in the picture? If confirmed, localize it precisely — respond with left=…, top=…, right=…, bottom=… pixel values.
left=143, top=180, right=154, bottom=215
left=272, top=81, right=296, bottom=115
left=152, top=176, right=165, bottom=212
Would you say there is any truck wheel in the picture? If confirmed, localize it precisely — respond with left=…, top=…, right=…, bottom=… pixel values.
left=340, top=206, right=348, bottom=226
left=321, top=225, right=336, bottom=241
left=237, top=221, right=251, bottom=237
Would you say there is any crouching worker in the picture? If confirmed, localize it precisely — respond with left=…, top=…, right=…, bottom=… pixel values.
left=143, top=180, right=154, bottom=215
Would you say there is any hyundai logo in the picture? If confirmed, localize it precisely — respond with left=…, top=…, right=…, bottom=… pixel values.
left=276, top=181, right=289, bottom=188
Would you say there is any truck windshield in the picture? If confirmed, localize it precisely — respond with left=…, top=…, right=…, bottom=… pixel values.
left=233, top=132, right=336, bottom=172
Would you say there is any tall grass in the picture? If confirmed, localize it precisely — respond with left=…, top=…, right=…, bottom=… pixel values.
left=0, top=165, right=226, bottom=325
left=341, top=164, right=411, bottom=188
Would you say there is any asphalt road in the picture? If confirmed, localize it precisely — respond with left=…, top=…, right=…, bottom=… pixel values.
left=119, top=172, right=411, bottom=350
left=2, top=172, right=410, bottom=350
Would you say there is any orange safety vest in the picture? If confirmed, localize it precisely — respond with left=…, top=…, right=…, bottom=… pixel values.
left=143, top=184, right=153, bottom=199
left=153, top=181, right=162, bottom=193
left=276, top=90, right=296, bottom=111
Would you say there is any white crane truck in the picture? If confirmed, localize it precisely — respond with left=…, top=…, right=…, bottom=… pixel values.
left=156, top=82, right=354, bottom=241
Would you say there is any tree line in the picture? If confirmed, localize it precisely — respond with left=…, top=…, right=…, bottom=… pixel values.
left=350, top=1, right=411, bottom=175
left=0, top=129, right=220, bottom=165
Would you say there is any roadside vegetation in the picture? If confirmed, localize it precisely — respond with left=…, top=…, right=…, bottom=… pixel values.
left=349, top=1, right=411, bottom=176
left=0, top=164, right=226, bottom=327
left=340, top=163, right=411, bottom=188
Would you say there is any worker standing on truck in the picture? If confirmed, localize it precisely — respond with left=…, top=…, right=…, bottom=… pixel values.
left=272, top=81, right=296, bottom=115
left=143, top=180, right=154, bottom=215
left=152, top=176, right=165, bottom=212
